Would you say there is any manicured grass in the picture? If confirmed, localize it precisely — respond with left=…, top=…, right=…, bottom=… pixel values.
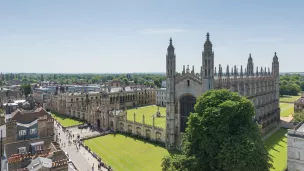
left=280, top=95, right=300, bottom=103
left=264, top=128, right=287, bottom=171
left=51, top=112, right=83, bottom=127
left=280, top=103, right=294, bottom=117
left=84, top=134, right=170, bottom=171
left=127, top=106, right=166, bottom=128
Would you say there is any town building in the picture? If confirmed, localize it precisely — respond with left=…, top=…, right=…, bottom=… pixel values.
left=294, top=92, right=304, bottom=113
left=161, top=80, right=166, bottom=88
left=287, top=122, right=304, bottom=171
left=1, top=107, right=68, bottom=171
left=156, top=88, right=166, bottom=106
left=0, top=87, right=23, bottom=106
left=47, top=86, right=156, bottom=127
left=165, top=33, right=280, bottom=148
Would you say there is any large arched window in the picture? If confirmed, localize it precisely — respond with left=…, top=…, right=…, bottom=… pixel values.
left=180, top=95, right=196, bottom=132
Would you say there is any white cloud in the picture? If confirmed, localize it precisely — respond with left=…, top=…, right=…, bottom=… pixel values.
left=139, top=29, right=187, bottom=35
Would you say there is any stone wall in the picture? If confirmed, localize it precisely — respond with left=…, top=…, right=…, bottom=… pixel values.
left=110, top=112, right=166, bottom=143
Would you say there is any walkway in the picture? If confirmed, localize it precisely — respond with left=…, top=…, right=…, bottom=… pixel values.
left=55, top=122, right=107, bottom=171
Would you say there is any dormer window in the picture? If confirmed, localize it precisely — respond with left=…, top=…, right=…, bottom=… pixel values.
left=18, top=147, right=26, bottom=154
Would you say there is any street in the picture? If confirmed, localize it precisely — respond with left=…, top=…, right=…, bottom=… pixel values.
left=54, top=122, right=108, bottom=171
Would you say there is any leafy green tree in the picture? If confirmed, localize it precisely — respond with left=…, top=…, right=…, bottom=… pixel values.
left=300, top=82, right=304, bottom=91
left=134, top=77, right=138, bottom=84
left=162, top=89, right=272, bottom=171
left=293, top=112, right=304, bottom=122
left=122, top=78, right=129, bottom=85
left=21, top=84, right=32, bottom=98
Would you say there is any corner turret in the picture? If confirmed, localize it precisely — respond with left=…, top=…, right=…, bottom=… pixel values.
left=202, top=32, right=214, bottom=92
left=247, top=53, right=254, bottom=76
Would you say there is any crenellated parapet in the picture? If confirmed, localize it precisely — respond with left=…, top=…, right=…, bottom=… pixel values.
left=176, top=65, right=202, bottom=84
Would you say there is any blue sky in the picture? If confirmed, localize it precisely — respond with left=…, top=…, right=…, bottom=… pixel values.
left=0, top=0, right=303, bottom=73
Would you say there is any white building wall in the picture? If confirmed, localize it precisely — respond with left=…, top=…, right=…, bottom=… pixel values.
left=288, top=131, right=304, bottom=171
left=156, top=89, right=167, bottom=106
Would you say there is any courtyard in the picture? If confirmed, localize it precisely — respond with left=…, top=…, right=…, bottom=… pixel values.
left=51, top=112, right=83, bottom=127
left=84, top=134, right=170, bottom=171
left=127, top=105, right=166, bottom=128
left=279, top=95, right=300, bottom=103
left=264, top=128, right=287, bottom=171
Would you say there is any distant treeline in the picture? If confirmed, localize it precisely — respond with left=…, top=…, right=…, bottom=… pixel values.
left=0, top=73, right=166, bottom=88
left=280, top=74, right=304, bottom=96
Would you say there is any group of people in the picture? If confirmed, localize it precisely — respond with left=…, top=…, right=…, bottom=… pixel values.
left=55, top=120, right=113, bottom=171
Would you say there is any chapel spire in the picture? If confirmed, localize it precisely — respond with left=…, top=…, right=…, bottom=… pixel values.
left=204, top=32, right=212, bottom=51
left=167, top=38, right=175, bottom=52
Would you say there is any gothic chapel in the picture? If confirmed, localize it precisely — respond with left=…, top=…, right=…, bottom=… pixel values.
left=165, top=33, right=280, bottom=147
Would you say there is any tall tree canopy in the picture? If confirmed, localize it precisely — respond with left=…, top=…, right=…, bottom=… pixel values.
left=21, top=84, right=32, bottom=98
left=162, top=89, right=271, bottom=171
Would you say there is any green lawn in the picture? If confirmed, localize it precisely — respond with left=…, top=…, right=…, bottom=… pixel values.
left=280, top=95, right=300, bottom=103
left=84, top=134, right=170, bottom=171
left=51, top=112, right=83, bottom=127
left=280, top=103, right=294, bottom=117
left=264, top=128, right=287, bottom=171
left=127, top=106, right=166, bottom=128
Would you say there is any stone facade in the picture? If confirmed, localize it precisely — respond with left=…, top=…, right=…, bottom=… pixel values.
left=47, top=87, right=156, bottom=127
left=103, top=110, right=165, bottom=142
left=0, top=88, right=23, bottom=106
left=165, top=33, right=280, bottom=147
left=294, top=92, right=304, bottom=113
left=156, top=88, right=166, bottom=106
left=47, top=88, right=165, bottom=143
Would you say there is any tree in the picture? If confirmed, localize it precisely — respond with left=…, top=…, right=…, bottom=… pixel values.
left=21, top=84, right=32, bottom=98
left=300, top=81, right=304, bottom=91
left=293, top=112, right=304, bottom=122
left=134, top=77, right=138, bottom=84
left=162, top=89, right=272, bottom=171
left=122, top=78, right=129, bottom=85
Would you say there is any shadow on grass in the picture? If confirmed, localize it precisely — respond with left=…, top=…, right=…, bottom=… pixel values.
left=264, top=128, right=287, bottom=151
left=112, top=132, right=180, bottom=155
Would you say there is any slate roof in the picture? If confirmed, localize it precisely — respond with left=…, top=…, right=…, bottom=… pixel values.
left=295, top=97, right=304, bottom=104
left=11, top=107, right=49, bottom=124
left=26, top=157, right=52, bottom=170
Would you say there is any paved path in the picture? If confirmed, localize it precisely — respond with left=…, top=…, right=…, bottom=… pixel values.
left=281, top=115, right=293, bottom=122
left=55, top=122, right=107, bottom=171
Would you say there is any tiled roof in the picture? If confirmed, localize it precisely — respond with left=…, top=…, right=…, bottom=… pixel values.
left=11, top=108, right=49, bottom=124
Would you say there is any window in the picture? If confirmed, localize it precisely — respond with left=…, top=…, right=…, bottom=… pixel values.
left=30, top=128, right=37, bottom=134
left=19, top=130, right=26, bottom=136
left=35, top=145, right=42, bottom=151
left=18, top=147, right=26, bottom=154
left=187, top=80, right=190, bottom=86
